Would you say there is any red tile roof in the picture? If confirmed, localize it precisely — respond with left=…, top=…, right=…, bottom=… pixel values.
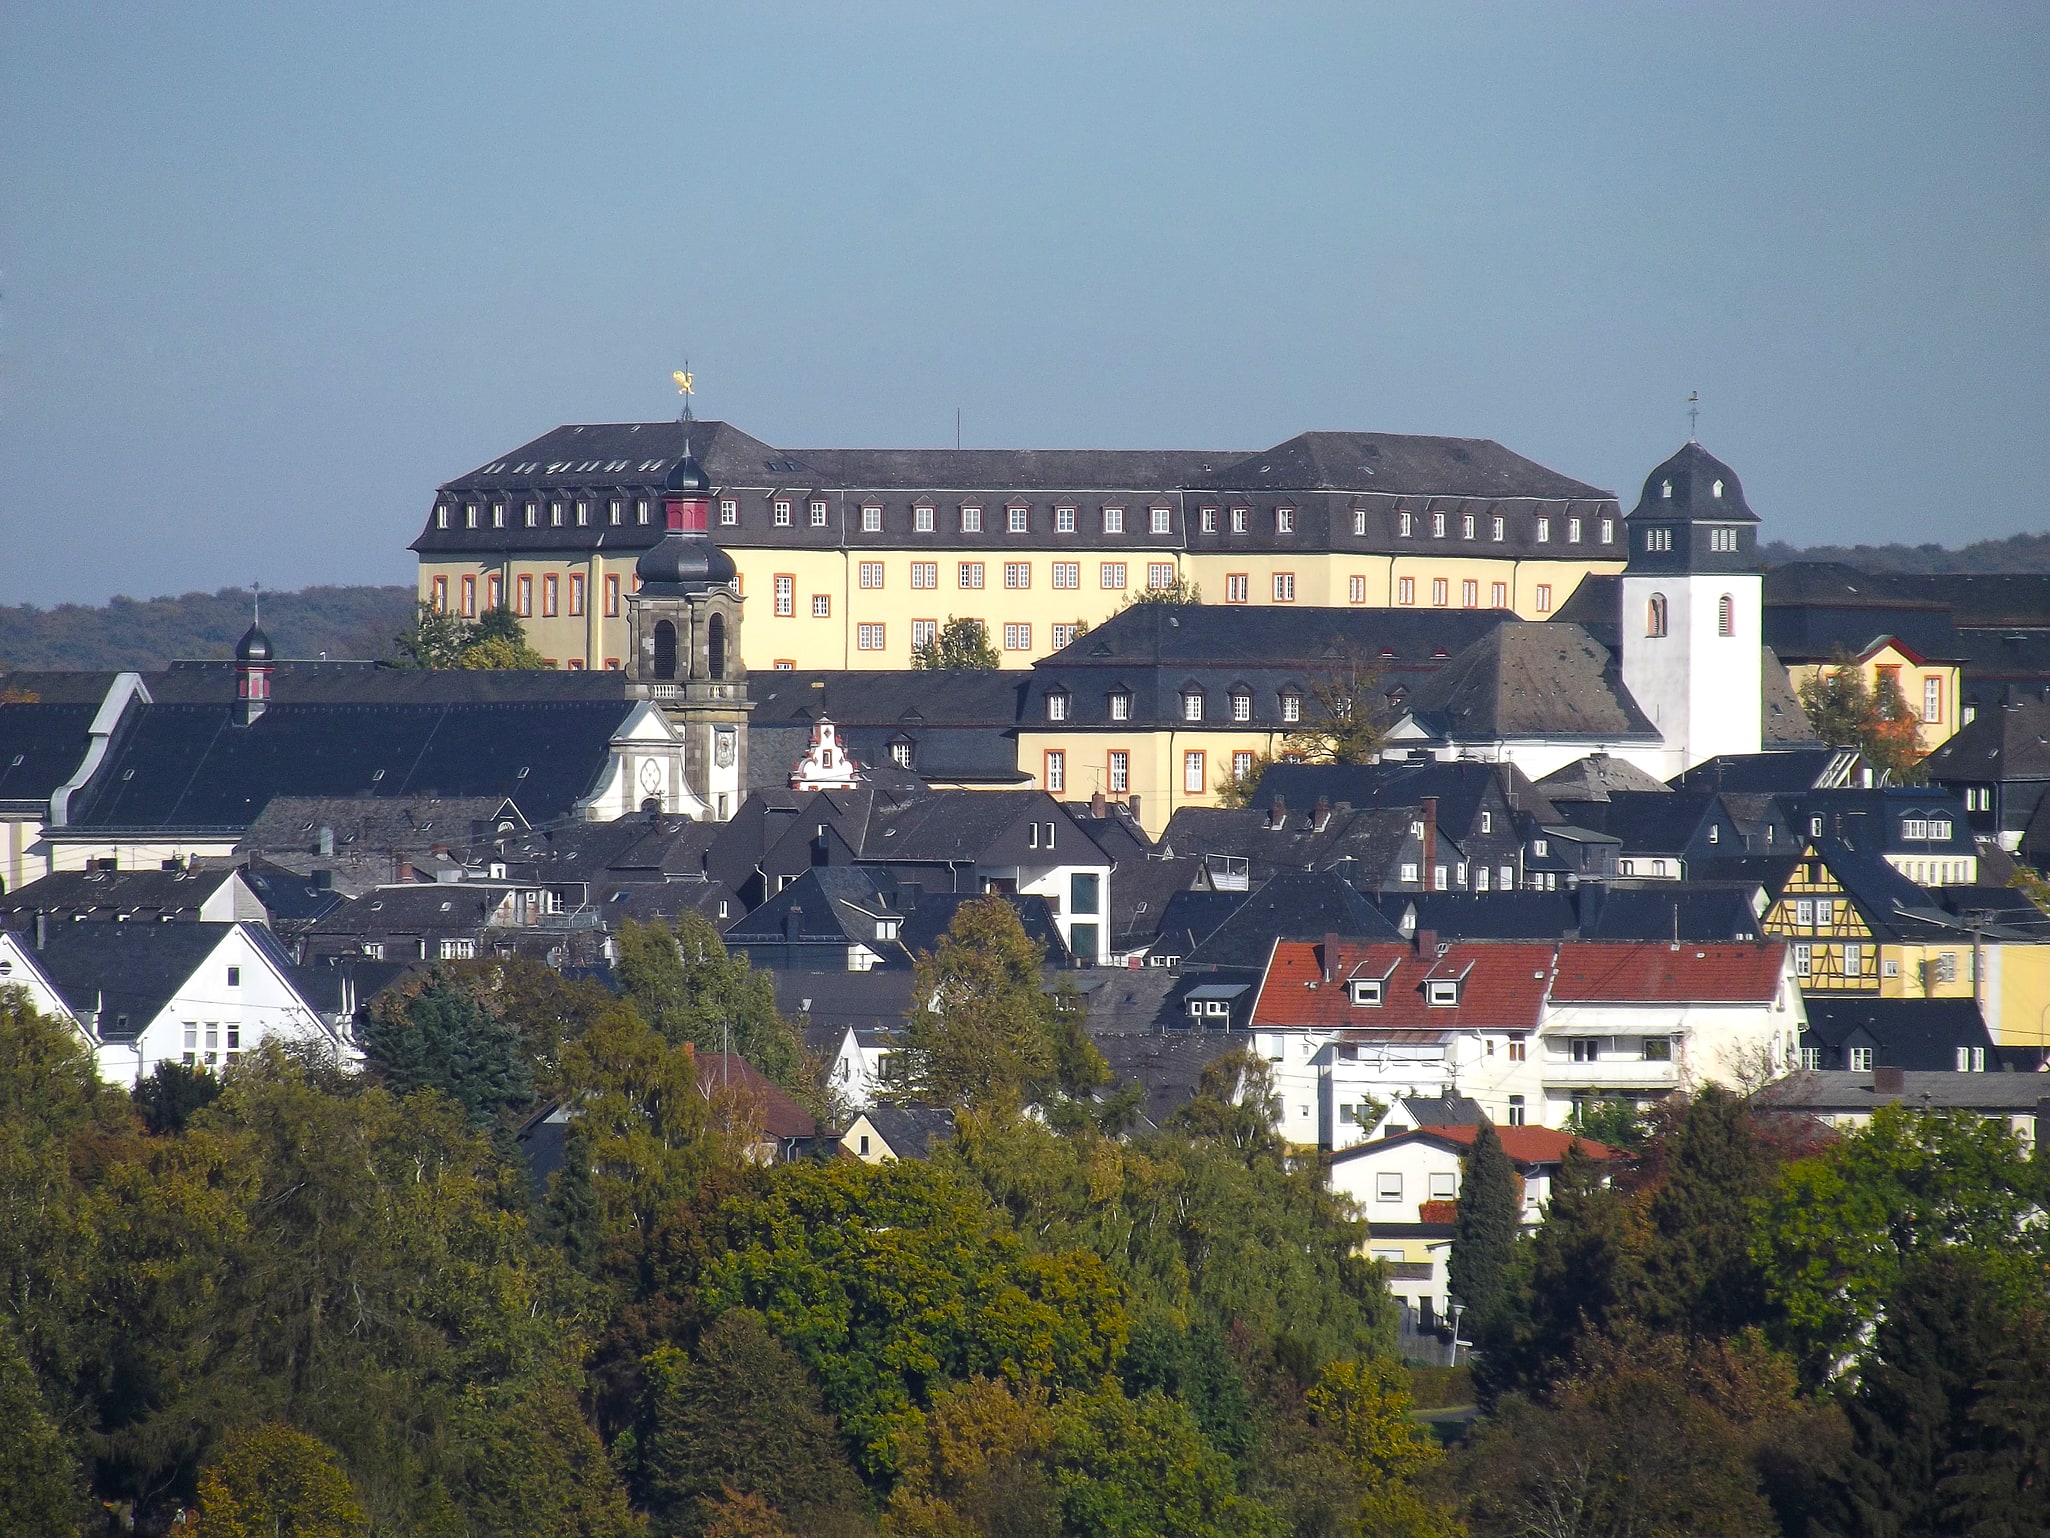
left=696, top=1053, right=818, bottom=1140
left=1252, top=940, right=1553, bottom=1030
left=1547, top=942, right=1788, bottom=1004
left=1413, top=1123, right=1614, bottom=1165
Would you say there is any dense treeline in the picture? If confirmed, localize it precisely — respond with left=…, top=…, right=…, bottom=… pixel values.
left=0, top=585, right=414, bottom=672
left=2, top=900, right=2046, bottom=1536
left=1762, top=532, right=2050, bottom=574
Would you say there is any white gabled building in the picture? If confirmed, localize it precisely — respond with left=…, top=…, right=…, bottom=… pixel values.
left=0, top=920, right=351, bottom=1083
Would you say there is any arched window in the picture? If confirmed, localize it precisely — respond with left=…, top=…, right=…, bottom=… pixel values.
left=1717, top=593, right=1735, bottom=637
left=1646, top=594, right=1668, bottom=638
left=707, top=614, right=726, bottom=680
left=653, top=619, right=678, bottom=679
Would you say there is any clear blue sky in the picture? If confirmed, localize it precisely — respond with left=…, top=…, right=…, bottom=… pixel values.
left=3, top=2, right=2045, bottom=605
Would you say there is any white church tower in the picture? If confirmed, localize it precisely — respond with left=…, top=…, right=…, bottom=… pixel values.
left=1619, top=441, right=1764, bottom=779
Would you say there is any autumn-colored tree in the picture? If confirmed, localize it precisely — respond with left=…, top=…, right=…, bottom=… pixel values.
left=1305, top=1357, right=1457, bottom=1536
left=1797, top=650, right=1926, bottom=782
left=189, top=1423, right=365, bottom=1538
left=1120, top=575, right=1203, bottom=607
left=887, top=1376, right=1058, bottom=1537
left=0, top=1321, right=84, bottom=1538
left=1281, top=643, right=1388, bottom=765
left=1212, top=751, right=1276, bottom=810
left=390, top=601, right=548, bottom=670
left=897, top=896, right=1106, bottom=1111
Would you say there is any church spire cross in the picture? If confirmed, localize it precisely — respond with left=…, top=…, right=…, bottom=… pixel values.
left=1687, top=390, right=1700, bottom=442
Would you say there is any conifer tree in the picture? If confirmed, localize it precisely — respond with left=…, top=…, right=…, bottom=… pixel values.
left=360, top=969, right=535, bottom=1129
left=1448, top=1121, right=1521, bottom=1332
left=1643, top=1087, right=1775, bottom=1337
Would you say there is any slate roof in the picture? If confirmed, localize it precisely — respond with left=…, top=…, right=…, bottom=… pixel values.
left=1557, top=789, right=1720, bottom=857
left=1547, top=942, right=1787, bottom=1004
left=1626, top=441, right=1758, bottom=524
left=895, top=892, right=1073, bottom=966
left=1040, top=604, right=1510, bottom=669
left=1157, top=803, right=1419, bottom=886
left=1399, top=623, right=1659, bottom=742
left=746, top=670, right=1029, bottom=790
left=1923, top=694, right=2050, bottom=782
left=1194, top=432, right=1613, bottom=500
left=1379, top=887, right=1766, bottom=944
left=774, top=970, right=916, bottom=1040
left=1534, top=754, right=1670, bottom=803
left=1761, top=603, right=1966, bottom=666
left=1393, top=1093, right=1486, bottom=1128
left=23, top=921, right=289, bottom=1041
left=65, top=677, right=634, bottom=833
left=1247, top=759, right=1558, bottom=831
left=1184, top=870, right=1402, bottom=970
left=1800, top=999, right=2018, bottom=1073
left=1761, top=650, right=1823, bottom=745
left=1143, top=888, right=1246, bottom=958
left=1252, top=939, right=1555, bottom=1031
left=1753, top=1069, right=2050, bottom=1116
left=0, top=866, right=245, bottom=925
left=854, top=1105, right=957, bottom=1160
left=301, top=884, right=506, bottom=938
left=1671, top=747, right=1863, bottom=794
left=1102, top=855, right=1203, bottom=951
left=1781, top=790, right=1975, bottom=861
left=0, top=701, right=97, bottom=811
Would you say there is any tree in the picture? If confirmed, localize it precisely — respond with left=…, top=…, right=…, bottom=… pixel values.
left=0, top=1322, right=84, bottom=1538
left=640, top=1310, right=866, bottom=1536
left=1212, top=752, right=1275, bottom=811
left=1938, top=1301, right=2050, bottom=1535
left=1753, top=1105, right=2048, bottom=1381
left=615, top=912, right=804, bottom=1086
left=133, top=1059, right=224, bottom=1135
left=1121, top=575, right=1202, bottom=608
left=389, top=601, right=548, bottom=670
left=1167, top=1048, right=1283, bottom=1161
left=1448, top=1122, right=1520, bottom=1331
left=897, top=897, right=1106, bottom=1111
left=1797, top=650, right=1926, bottom=782
left=359, top=968, right=535, bottom=1130
left=450, top=954, right=619, bottom=1099
left=453, top=1375, right=643, bottom=1538
left=886, top=1375, right=1059, bottom=1538
left=1641, top=1088, right=1776, bottom=1338
left=1281, top=644, right=1387, bottom=765
left=1304, top=1358, right=1456, bottom=1537
left=190, top=1423, right=366, bottom=1538
left=912, top=618, right=1001, bottom=671
left=1811, top=1251, right=2027, bottom=1538
left=1047, top=1384, right=1280, bottom=1538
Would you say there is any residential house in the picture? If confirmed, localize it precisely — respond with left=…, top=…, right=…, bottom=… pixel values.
left=1753, top=1065, right=2049, bottom=1149
left=842, top=1105, right=956, bottom=1163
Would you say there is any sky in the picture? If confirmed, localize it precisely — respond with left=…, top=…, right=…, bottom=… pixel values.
left=2, top=2, right=2045, bottom=606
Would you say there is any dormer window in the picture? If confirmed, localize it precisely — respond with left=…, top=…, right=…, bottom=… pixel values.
left=1151, top=506, right=1172, bottom=534
left=1661, top=479, right=1673, bottom=499
left=1230, top=506, right=1248, bottom=533
left=1009, top=506, right=1030, bottom=533
left=1280, top=690, right=1302, bottom=724
left=1102, top=506, right=1125, bottom=534
left=1399, top=511, right=1414, bottom=536
left=1349, top=978, right=1383, bottom=1006
left=1431, top=511, right=1446, bottom=538
left=1109, top=691, right=1132, bottom=722
left=1231, top=690, right=1252, bottom=722
left=436, top=505, right=449, bottom=529
left=1182, top=691, right=1204, bottom=723
left=1532, top=838, right=1549, bottom=856
left=1426, top=980, right=1460, bottom=1007
left=810, top=500, right=829, bottom=527
left=1047, top=690, right=1070, bottom=722
left=1712, top=479, right=1724, bottom=497
left=1461, top=512, right=1476, bottom=539
left=1275, top=507, right=1295, bottom=534
left=914, top=504, right=936, bottom=531
left=961, top=506, right=983, bottom=532
left=862, top=505, right=882, bottom=531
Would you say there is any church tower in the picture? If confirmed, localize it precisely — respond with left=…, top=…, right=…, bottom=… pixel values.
left=1619, top=441, right=1763, bottom=778
left=626, top=445, right=751, bottom=819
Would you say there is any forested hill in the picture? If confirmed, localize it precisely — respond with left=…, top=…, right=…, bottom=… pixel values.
left=1764, top=530, right=2050, bottom=574
left=0, top=584, right=416, bottom=671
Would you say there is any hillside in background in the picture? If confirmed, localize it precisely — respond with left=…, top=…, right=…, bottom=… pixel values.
left=1764, top=530, right=2050, bottom=574
left=0, top=585, right=417, bottom=672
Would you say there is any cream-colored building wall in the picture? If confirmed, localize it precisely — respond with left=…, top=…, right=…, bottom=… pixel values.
left=1783, top=647, right=1963, bottom=754
left=1982, top=944, right=2050, bottom=1052
left=3, top=819, right=49, bottom=892
left=1016, top=728, right=1292, bottom=835
left=419, top=550, right=1629, bottom=671
left=41, top=839, right=242, bottom=876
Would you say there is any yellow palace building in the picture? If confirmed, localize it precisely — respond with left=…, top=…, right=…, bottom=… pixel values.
left=410, top=420, right=1626, bottom=672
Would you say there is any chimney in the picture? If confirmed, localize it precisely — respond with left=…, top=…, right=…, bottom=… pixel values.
left=431, top=842, right=450, bottom=858
left=784, top=906, right=803, bottom=942
left=340, top=969, right=357, bottom=1025
left=34, top=909, right=48, bottom=951
left=1092, top=790, right=1107, bottom=817
left=317, top=826, right=335, bottom=858
left=1416, top=927, right=1438, bottom=956
left=1126, top=794, right=1141, bottom=825
left=312, top=869, right=333, bottom=891
left=1419, top=797, right=1438, bottom=882
left=1873, top=1064, right=1906, bottom=1097
left=1313, top=794, right=1331, bottom=831
left=394, top=856, right=414, bottom=884
left=1268, top=794, right=1288, bottom=831
left=1322, top=932, right=1341, bottom=983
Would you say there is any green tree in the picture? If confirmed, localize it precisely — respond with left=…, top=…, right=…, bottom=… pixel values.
left=897, top=897, right=1106, bottom=1111
left=911, top=618, right=1001, bottom=671
left=1166, top=1048, right=1282, bottom=1161
left=391, top=599, right=475, bottom=669
left=451, top=955, right=618, bottom=1099
left=1048, top=1383, right=1280, bottom=1538
left=697, top=1157, right=1128, bottom=1478
left=640, top=1310, right=866, bottom=1536
left=1641, top=1087, right=1776, bottom=1338
left=1212, top=752, right=1275, bottom=810
left=0, top=1321, right=85, bottom=1538
left=133, top=1059, right=223, bottom=1135
left=190, top=1423, right=366, bottom=1538
left=453, top=1374, right=643, bottom=1538
left=1448, top=1122, right=1520, bottom=1330
left=359, top=969, right=535, bottom=1130
left=1938, top=1299, right=2050, bottom=1535
left=1796, top=650, right=1926, bottom=782
left=1120, top=575, right=1203, bottom=608
left=886, top=1375, right=1058, bottom=1538
left=1812, top=1251, right=2027, bottom=1538
left=615, top=912, right=804, bottom=1086
left=1754, top=1105, right=2048, bottom=1381
left=1304, top=1358, right=1456, bottom=1537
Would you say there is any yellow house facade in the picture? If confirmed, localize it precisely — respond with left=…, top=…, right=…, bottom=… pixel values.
left=411, top=420, right=1625, bottom=673
left=1779, top=640, right=1964, bottom=757
left=1760, top=847, right=1976, bottom=999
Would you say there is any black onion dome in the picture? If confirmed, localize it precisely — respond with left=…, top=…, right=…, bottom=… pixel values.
left=664, top=450, right=710, bottom=492
left=636, top=532, right=737, bottom=593
left=234, top=622, right=274, bottom=663
left=1627, top=440, right=1758, bottom=523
